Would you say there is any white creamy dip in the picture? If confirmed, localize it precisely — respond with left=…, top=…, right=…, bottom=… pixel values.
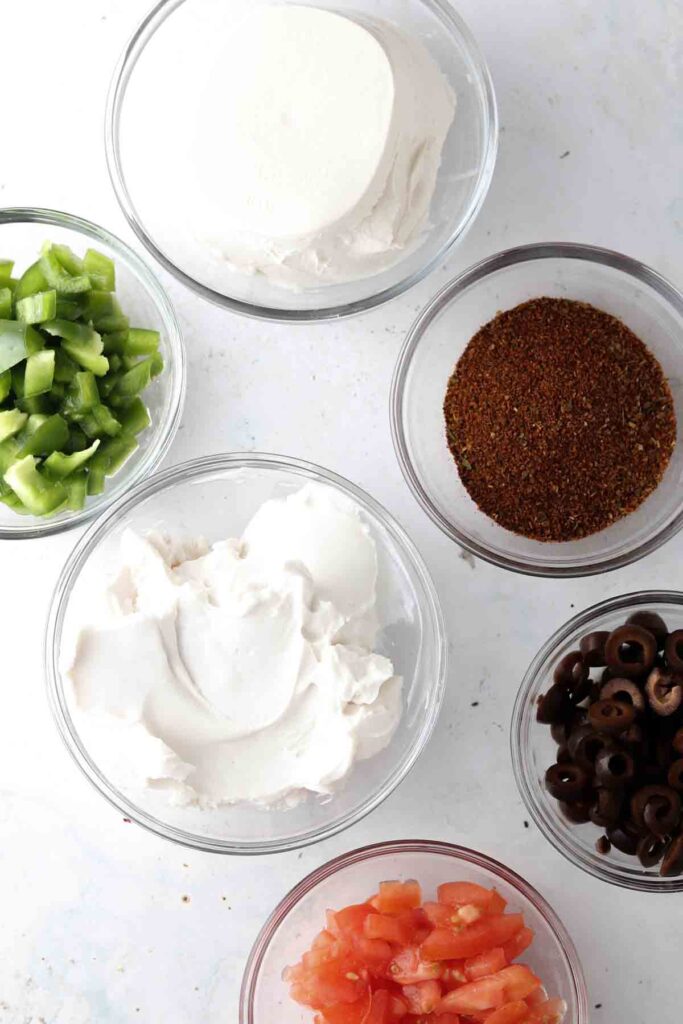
left=65, top=484, right=402, bottom=807
left=120, top=4, right=456, bottom=290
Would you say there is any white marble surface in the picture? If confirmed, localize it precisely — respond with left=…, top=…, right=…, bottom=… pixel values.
left=1, top=0, right=682, bottom=1021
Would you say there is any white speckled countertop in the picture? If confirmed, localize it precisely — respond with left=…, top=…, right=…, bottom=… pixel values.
left=1, top=1, right=682, bottom=1021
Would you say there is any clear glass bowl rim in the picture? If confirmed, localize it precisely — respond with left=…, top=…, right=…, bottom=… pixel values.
left=511, top=588, right=683, bottom=892
left=390, top=240, right=683, bottom=578
left=104, top=0, right=498, bottom=324
left=239, top=838, right=590, bottom=1023
left=45, top=452, right=447, bottom=855
left=0, top=206, right=186, bottom=539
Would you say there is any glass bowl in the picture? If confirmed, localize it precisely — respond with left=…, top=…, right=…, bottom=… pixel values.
left=240, top=839, right=589, bottom=1023
left=105, top=0, right=497, bottom=323
left=0, top=208, right=185, bottom=539
left=391, top=242, right=683, bottom=577
left=512, top=590, right=683, bottom=892
left=45, top=453, right=446, bottom=854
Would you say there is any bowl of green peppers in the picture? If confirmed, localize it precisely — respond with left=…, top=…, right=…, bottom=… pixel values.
left=0, top=208, right=185, bottom=537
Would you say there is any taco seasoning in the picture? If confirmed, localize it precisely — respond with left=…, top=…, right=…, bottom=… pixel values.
left=443, top=297, right=676, bottom=541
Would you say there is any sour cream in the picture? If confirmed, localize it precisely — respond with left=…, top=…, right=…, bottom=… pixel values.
left=120, top=4, right=456, bottom=290
left=65, top=484, right=402, bottom=807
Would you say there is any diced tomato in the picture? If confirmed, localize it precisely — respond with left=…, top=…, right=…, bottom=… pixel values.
left=438, top=882, right=497, bottom=909
left=318, top=993, right=372, bottom=1024
left=351, top=937, right=392, bottom=975
left=331, top=904, right=374, bottom=939
left=364, top=914, right=412, bottom=945
left=388, top=946, right=442, bottom=985
left=301, top=959, right=369, bottom=1009
left=488, top=890, right=508, bottom=915
left=503, top=927, right=534, bottom=964
left=496, top=965, right=542, bottom=1002
left=525, top=987, right=547, bottom=1009
left=423, top=901, right=454, bottom=929
left=438, top=974, right=507, bottom=1013
left=364, top=989, right=393, bottom=1024
left=388, top=994, right=408, bottom=1019
left=402, top=979, right=442, bottom=1014
left=441, top=960, right=468, bottom=991
left=421, top=914, right=524, bottom=961
left=465, top=946, right=507, bottom=981
left=433, top=1016, right=461, bottom=1024
left=377, top=880, right=422, bottom=916
left=399, top=907, right=431, bottom=944
left=485, top=1000, right=531, bottom=1024
left=526, top=998, right=567, bottom=1023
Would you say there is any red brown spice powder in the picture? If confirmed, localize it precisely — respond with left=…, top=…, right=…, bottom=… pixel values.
left=443, top=297, right=676, bottom=542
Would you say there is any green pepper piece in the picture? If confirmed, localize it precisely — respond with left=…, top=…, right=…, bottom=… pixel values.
left=0, top=492, right=30, bottom=514
left=65, top=470, right=88, bottom=510
left=52, top=243, right=85, bottom=276
left=24, top=414, right=49, bottom=435
left=61, top=341, right=109, bottom=377
left=124, top=328, right=160, bottom=357
left=44, top=440, right=100, bottom=479
left=0, top=260, right=14, bottom=286
left=85, top=290, right=121, bottom=329
left=83, top=249, right=115, bottom=291
left=0, top=321, right=30, bottom=374
left=16, top=289, right=57, bottom=325
left=102, top=330, right=129, bottom=355
left=0, top=288, right=12, bottom=319
left=108, top=354, right=122, bottom=373
left=41, top=318, right=102, bottom=347
left=114, top=357, right=153, bottom=399
left=65, top=425, right=89, bottom=453
left=55, top=297, right=87, bottom=321
left=39, top=244, right=91, bottom=295
left=11, top=363, right=24, bottom=398
left=24, top=350, right=55, bottom=398
left=92, top=403, right=121, bottom=437
left=0, top=369, right=11, bottom=403
left=66, top=371, right=100, bottom=415
left=119, top=397, right=151, bottom=435
left=0, top=409, right=27, bottom=442
left=95, top=313, right=129, bottom=334
left=4, top=455, right=66, bottom=515
left=86, top=464, right=106, bottom=495
left=17, top=394, right=52, bottom=415
left=91, top=431, right=138, bottom=477
left=14, top=260, right=48, bottom=301
left=53, top=347, right=78, bottom=383
left=0, top=437, right=20, bottom=475
left=17, top=413, right=69, bottom=457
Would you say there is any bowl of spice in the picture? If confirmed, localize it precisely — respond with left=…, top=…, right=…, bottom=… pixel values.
left=512, top=591, right=683, bottom=891
left=391, top=242, right=683, bottom=576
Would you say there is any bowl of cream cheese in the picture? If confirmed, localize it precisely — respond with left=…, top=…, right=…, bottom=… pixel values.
left=46, top=453, right=446, bottom=854
left=106, top=0, right=497, bottom=321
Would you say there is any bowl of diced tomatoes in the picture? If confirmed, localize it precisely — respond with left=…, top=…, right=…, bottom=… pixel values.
left=240, top=840, right=588, bottom=1024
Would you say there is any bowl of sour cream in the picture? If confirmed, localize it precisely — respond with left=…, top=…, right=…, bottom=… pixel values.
left=106, top=0, right=497, bottom=322
left=45, top=453, right=446, bottom=854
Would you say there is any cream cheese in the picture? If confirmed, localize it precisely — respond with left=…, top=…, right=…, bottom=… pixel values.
left=121, top=4, right=456, bottom=290
left=65, top=484, right=402, bottom=807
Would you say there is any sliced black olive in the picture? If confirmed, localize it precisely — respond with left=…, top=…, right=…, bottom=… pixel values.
left=637, top=833, right=667, bottom=868
left=599, top=677, right=646, bottom=713
left=595, top=835, right=611, bottom=855
left=589, top=788, right=622, bottom=828
left=595, top=746, right=635, bottom=789
left=667, top=759, right=683, bottom=793
left=673, top=728, right=683, bottom=757
left=559, top=799, right=591, bottom=824
left=579, top=631, right=610, bottom=667
left=567, top=725, right=609, bottom=772
left=551, top=721, right=567, bottom=745
left=553, top=650, right=589, bottom=689
left=607, top=825, right=639, bottom=855
left=588, top=699, right=636, bottom=735
left=621, top=722, right=645, bottom=753
left=665, top=629, right=683, bottom=673
left=605, top=625, right=657, bottom=677
left=536, top=683, right=571, bottom=725
left=544, top=762, right=589, bottom=801
left=660, top=834, right=683, bottom=877
left=645, top=667, right=683, bottom=717
left=626, top=611, right=668, bottom=648
left=631, top=785, right=681, bottom=834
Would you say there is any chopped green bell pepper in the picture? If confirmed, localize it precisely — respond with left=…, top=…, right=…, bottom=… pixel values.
left=83, top=248, right=115, bottom=291
left=44, top=439, right=100, bottom=479
left=4, top=455, right=66, bottom=515
left=24, top=350, right=55, bottom=398
left=0, top=409, right=27, bottom=442
left=16, top=289, right=57, bottom=325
